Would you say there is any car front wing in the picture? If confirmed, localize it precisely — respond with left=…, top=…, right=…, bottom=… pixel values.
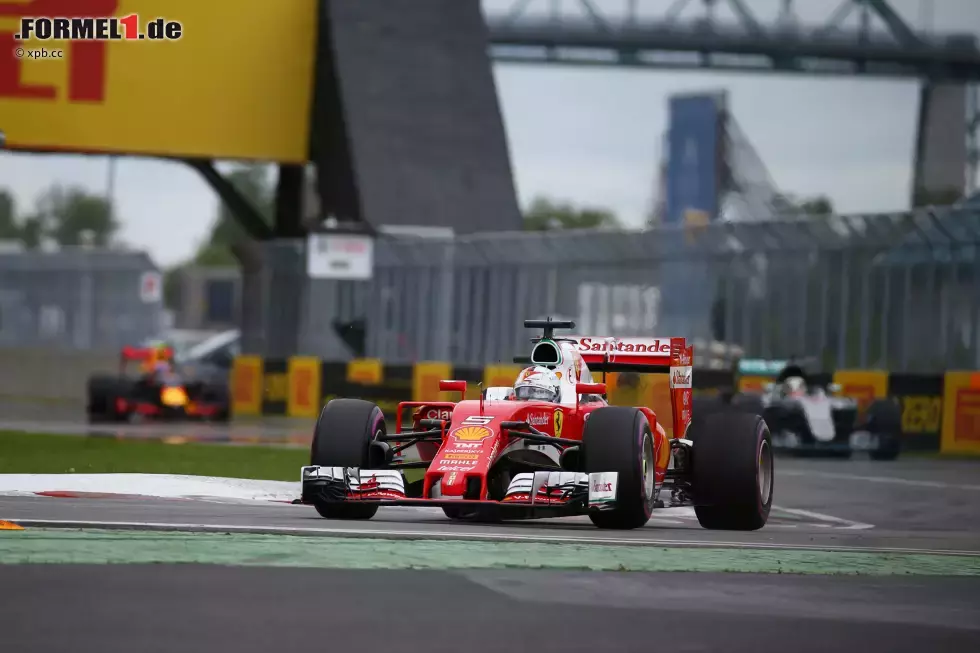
left=300, top=466, right=620, bottom=516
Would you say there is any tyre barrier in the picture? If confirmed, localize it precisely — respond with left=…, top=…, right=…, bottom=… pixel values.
left=229, top=356, right=980, bottom=455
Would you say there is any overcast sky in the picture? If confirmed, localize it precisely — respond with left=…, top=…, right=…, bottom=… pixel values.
left=1, top=0, right=977, bottom=266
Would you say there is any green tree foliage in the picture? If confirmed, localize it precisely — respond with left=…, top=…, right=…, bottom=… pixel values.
left=772, top=192, right=835, bottom=217
left=912, top=187, right=963, bottom=208
left=0, top=184, right=118, bottom=248
left=523, top=196, right=621, bottom=231
left=163, top=164, right=273, bottom=309
left=37, top=185, right=119, bottom=246
left=193, top=164, right=273, bottom=266
left=0, top=189, right=17, bottom=241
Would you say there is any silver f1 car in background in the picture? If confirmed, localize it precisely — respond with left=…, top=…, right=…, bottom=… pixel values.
left=728, top=359, right=902, bottom=461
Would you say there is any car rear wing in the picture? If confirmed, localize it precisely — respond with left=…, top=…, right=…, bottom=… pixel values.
left=119, top=346, right=173, bottom=373
left=515, top=335, right=693, bottom=439
left=121, top=346, right=174, bottom=361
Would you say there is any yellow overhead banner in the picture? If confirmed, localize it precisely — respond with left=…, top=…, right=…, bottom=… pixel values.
left=0, top=0, right=317, bottom=161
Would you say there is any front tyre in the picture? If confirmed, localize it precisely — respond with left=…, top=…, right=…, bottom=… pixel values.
left=691, top=411, right=773, bottom=531
left=582, top=407, right=656, bottom=530
left=865, top=399, right=902, bottom=461
left=310, top=398, right=385, bottom=520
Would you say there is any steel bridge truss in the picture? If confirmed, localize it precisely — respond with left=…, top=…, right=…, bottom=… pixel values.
left=484, top=0, right=980, bottom=82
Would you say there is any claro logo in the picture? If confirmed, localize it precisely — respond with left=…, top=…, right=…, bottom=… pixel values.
left=1, top=0, right=118, bottom=102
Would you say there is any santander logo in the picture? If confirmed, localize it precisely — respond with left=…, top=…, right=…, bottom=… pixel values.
left=577, top=337, right=671, bottom=354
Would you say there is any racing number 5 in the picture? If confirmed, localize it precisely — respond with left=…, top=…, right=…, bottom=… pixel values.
left=462, top=416, right=494, bottom=426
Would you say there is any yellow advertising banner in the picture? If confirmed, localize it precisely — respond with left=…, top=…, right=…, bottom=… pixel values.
left=940, top=372, right=980, bottom=455
left=738, top=375, right=771, bottom=394
left=413, top=362, right=453, bottom=402
left=347, top=358, right=383, bottom=386
left=0, top=0, right=317, bottom=161
left=832, top=370, right=888, bottom=414
left=287, top=356, right=322, bottom=419
left=483, top=364, right=523, bottom=390
left=230, top=356, right=262, bottom=416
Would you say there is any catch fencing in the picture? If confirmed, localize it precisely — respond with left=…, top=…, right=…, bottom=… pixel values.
left=0, top=247, right=164, bottom=351
left=241, top=206, right=980, bottom=374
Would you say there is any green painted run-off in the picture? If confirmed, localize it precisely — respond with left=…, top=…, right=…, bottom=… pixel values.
left=2, top=529, right=980, bottom=576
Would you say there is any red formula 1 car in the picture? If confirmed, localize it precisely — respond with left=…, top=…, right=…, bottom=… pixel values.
left=301, top=319, right=774, bottom=530
left=86, top=346, right=230, bottom=423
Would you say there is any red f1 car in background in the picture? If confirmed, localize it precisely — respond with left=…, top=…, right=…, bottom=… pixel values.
left=86, top=345, right=231, bottom=423
left=302, top=319, right=774, bottom=531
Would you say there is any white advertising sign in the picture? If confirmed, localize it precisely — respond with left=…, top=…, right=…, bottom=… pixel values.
left=307, top=234, right=374, bottom=280
left=139, top=271, right=162, bottom=303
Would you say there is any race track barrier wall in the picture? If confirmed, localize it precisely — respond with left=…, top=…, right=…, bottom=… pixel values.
left=230, top=356, right=980, bottom=453
left=0, top=348, right=119, bottom=404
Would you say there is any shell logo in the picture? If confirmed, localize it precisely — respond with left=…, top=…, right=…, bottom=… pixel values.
left=451, top=426, right=493, bottom=442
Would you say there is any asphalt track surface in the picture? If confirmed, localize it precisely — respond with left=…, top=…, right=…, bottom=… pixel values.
left=3, top=456, right=980, bottom=554
left=4, top=407, right=980, bottom=650
left=3, top=565, right=979, bottom=652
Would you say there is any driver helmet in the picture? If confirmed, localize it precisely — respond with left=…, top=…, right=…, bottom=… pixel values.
left=143, top=340, right=172, bottom=373
left=783, top=376, right=807, bottom=396
left=514, top=366, right=561, bottom=403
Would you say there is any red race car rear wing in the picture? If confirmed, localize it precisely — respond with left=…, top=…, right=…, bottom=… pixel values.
left=516, top=336, right=694, bottom=440
left=120, top=346, right=174, bottom=361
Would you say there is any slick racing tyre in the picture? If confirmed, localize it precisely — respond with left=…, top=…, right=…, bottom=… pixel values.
left=582, top=407, right=656, bottom=530
left=310, top=399, right=386, bottom=520
left=691, top=411, right=773, bottom=531
left=865, top=399, right=902, bottom=461
left=730, top=393, right=765, bottom=416
left=86, top=375, right=129, bottom=423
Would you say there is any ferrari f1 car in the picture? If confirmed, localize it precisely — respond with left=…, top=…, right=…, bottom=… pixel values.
left=86, top=346, right=230, bottom=423
left=301, top=319, right=775, bottom=531
left=725, top=358, right=901, bottom=461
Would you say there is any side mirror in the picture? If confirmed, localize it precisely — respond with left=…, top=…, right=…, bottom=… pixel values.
left=439, top=380, right=467, bottom=395
left=576, top=382, right=606, bottom=395
left=828, top=383, right=842, bottom=394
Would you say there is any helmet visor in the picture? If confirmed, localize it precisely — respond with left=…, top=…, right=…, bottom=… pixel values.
left=515, top=385, right=558, bottom=402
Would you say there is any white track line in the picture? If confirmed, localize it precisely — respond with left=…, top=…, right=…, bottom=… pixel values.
left=772, top=507, right=874, bottom=530
left=779, top=469, right=980, bottom=492
left=7, top=518, right=976, bottom=557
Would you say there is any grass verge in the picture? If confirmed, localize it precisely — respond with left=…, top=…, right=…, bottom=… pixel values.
left=0, top=431, right=305, bottom=480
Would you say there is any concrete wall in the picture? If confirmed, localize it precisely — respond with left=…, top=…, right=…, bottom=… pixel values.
left=314, top=0, right=523, bottom=233
left=913, top=82, right=968, bottom=201
left=0, top=348, right=118, bottom=403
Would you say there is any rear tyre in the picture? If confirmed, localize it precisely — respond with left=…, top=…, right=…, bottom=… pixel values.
left=310, top=399, right=385, bottom=520
left=690, top=395, right=727, bottom=425
left=691, top=411, right=773, bottom=531
left=731, top=393, right=765, bottom=415
left=206, top=384, right=232, bottom=423
left=582, top=407, right=656, bottom=530
left=866, top=399, right=902, bottom=461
